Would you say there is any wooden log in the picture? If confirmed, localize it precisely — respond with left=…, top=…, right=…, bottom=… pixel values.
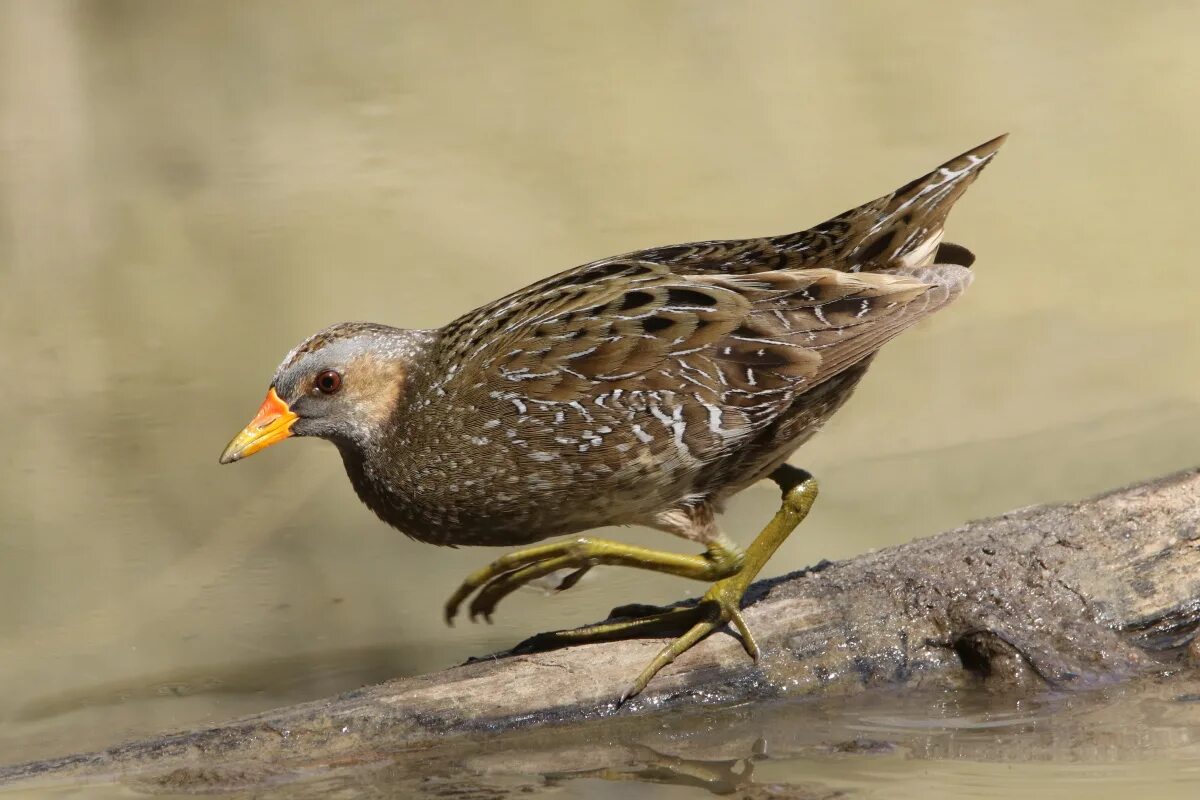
left=2, top=468, right=1199, bottom=796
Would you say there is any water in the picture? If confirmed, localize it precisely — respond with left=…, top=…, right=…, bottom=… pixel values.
left=1, top=1, right=1199, bottom=796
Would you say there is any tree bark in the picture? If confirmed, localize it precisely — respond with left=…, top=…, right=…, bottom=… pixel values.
left=3, top=468, right=1200, bottom=796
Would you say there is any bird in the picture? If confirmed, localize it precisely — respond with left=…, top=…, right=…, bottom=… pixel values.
left=220, top=135, right=1006, bottom=701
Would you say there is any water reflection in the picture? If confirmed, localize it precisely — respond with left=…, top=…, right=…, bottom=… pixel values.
left=552, top=743, right=760, bottom=794
left=442, top=681, right=1200, bottom=799
left=61, top=679, right=1198, bottom=799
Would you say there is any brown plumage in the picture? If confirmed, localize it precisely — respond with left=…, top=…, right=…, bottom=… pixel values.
left=221, top=135, right=1005, bottom=699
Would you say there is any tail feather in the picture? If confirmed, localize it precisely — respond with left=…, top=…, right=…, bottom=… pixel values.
left=829, top=134, right=1006, bottom=272
left=622, top=135, right=1004, bottom=278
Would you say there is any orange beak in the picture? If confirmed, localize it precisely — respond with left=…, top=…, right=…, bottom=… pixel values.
left=219, top=388, right=299, bottom=464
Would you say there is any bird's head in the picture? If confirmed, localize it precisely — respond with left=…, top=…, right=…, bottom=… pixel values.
left=219, top=322, right=422, bottom=464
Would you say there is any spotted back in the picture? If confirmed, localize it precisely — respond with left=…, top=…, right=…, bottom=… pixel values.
left=429, top=255, right=967, bottom=468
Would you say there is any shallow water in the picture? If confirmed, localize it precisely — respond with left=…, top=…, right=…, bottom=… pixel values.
left=8, top=680, right=1200, bottom=799
left=1, top=0, right=1199, bottom=796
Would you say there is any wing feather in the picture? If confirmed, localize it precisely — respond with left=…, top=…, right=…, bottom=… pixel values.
left=431, top=257, right=967, bottom=436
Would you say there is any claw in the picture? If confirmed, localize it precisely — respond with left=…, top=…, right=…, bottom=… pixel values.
left=554, top=566, right=590, bottom=592
left=728, top=607, right=760, bottom=661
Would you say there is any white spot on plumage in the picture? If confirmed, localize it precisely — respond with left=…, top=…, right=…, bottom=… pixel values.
left=704, top=401, right=725, bottom=434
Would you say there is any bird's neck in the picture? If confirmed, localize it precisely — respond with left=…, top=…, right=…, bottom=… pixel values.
left=330, top=326, right=446, bottom=538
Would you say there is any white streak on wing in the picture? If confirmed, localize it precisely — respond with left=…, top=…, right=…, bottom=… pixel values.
left=562, top=345, right=599, bottom=360
left=671, top=405, right=686, bottom=449
left=674, top=369, right=710, bottom=391
left=650, top=403, right=687, bottom=450
left=730, top=335, right=799, bottom=347
left=649, top=403, right=672, bottom=429
left=704, top=400, right=725, bottom=434
left=896, top=228, right=944, bottom=269
left=505, top=370, right=557, bottom=381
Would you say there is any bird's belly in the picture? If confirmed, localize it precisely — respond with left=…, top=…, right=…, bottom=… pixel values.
left=367, top=485, right=655, bottom=548
left=345, top=444, right=699, bottom=548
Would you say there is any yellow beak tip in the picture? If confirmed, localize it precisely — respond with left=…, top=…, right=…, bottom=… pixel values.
left=219, top=388, right=298, bottom=466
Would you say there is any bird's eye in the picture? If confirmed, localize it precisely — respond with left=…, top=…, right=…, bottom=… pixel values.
left=314, top=370, right=342, bottom=394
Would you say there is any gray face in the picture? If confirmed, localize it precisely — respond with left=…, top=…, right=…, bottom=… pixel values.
left=270, top=331, right=406, bottom=450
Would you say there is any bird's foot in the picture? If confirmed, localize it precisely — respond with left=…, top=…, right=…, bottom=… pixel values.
left=443, top=537, right=742, bottom=625
left=514, top=472, right=819, bottom=702
left=619, top=573, right=762, bottom=702
left=507, top=573, right=758, bottom=700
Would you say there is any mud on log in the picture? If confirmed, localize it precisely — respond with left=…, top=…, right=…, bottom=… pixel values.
left=3, top=468, right=1200, bottom=794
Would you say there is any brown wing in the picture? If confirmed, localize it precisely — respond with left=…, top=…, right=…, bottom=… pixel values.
left=434, top=259, right=753, bottom=403
left=431, top=258, right=968, bottom=459
left=671, top=265, right=970, bottom=439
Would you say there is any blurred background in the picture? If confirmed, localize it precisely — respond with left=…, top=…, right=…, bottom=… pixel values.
left=1, top=0, right=1199, bottom=793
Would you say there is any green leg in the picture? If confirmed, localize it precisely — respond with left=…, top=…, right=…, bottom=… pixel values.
left=625, top=466, right=817, bottom=700
left=444, top=533, right=744, bottom=625
left=513, top=466, right=819, bottom=702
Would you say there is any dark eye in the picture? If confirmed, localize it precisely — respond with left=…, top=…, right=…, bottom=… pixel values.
left=315, top=370, right=342, bottom=394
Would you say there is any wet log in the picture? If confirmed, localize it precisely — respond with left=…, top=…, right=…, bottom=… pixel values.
left=2, top=467, right=1199, bottom=795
